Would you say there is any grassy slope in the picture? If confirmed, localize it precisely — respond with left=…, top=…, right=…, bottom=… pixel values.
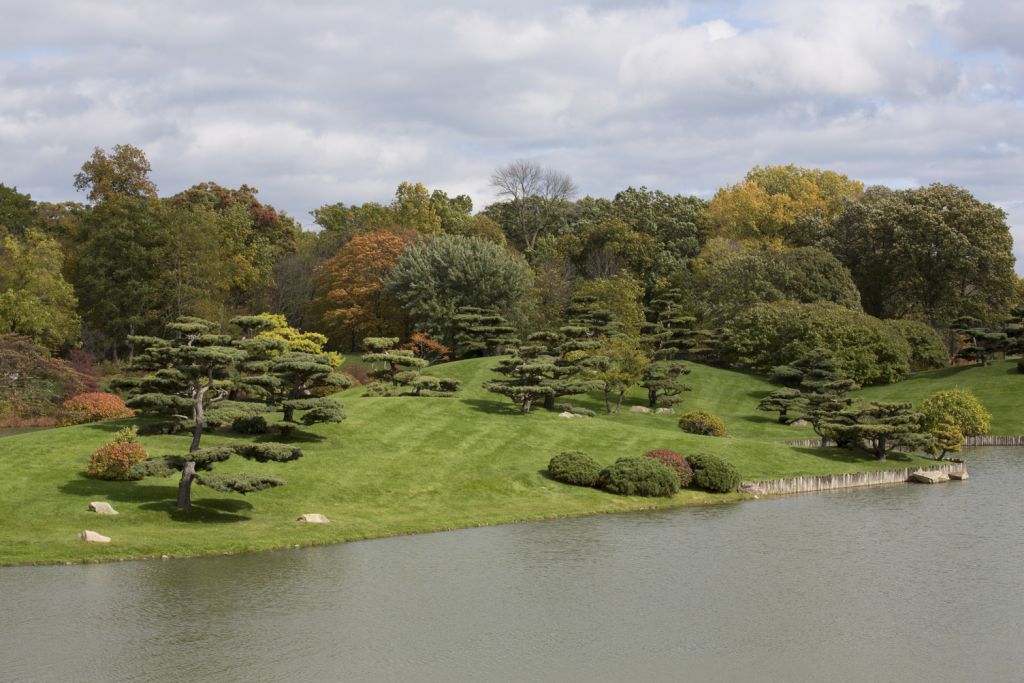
left=0, top=358, right=951, bottom=565
left=854, top=359, right=1023, bottom=435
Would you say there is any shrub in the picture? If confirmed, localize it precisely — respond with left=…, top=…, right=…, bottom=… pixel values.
left=547, top=451, right=603, bottom=487
left=232, top=415, right=269, bottom=434
left=642, top=450, right=694, bottom=487
left=687, top=453, right=742, bottom=493
left=885, top=320, right=949, bottom=371
left=678, top=410, right=727, bottom=437
left=61, top=392, right=134, bottom=424
left=919, top=389, right=991, bottom=436
left=205, top=401, right=269, bottom=429
left=0, top=334, right=90, bottom=423
left=556, top=404, right=596, bottom=417
left=597, top=457, right=680, bottom=497
left=363, top=381, right=401, bottom=397
left=87, top=427, right=148, bottom=480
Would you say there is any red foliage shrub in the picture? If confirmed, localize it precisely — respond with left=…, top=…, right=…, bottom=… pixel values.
left=0, top=334, right=91, bottom=423
left=61, top=392, right=134, bottom=424
left=87, top=441, right=148, bottom=480
left=66, top=349, right=100, bottom=391
left=642, top=449, right=694, bottom=488
left=403, top=332, right=450, bottom=363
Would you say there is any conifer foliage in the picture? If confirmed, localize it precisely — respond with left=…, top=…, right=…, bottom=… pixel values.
left=361, top=337, right=459, bottom=396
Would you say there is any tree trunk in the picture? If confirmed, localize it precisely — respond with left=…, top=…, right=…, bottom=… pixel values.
left=543, top=394, right=555, bottom=411
left=604, top=389, right=611, bottom=414
left=177, top=461, right=196, bottom=510
left=876, top=436, right=887, bottom=461
left=615, top=391, right=624, bottom=414
left=648, top=389, right=657, bottom=408
left=283, top=405, right=295, bottom=422
left=521, top=397, right=532, bottom=413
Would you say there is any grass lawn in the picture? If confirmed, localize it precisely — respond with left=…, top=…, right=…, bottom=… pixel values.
left=0, top=357, right=978, bottom=566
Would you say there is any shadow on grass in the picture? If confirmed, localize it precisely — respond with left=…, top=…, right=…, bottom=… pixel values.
left=461, top=398, right=523, bottom=415
left=788, top=446, right=915, bottom=465
left=60, top=474, right=252, bottom=523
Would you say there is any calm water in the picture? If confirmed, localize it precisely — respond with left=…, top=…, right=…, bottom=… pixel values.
left=2, top=448, right=1022, bottom=683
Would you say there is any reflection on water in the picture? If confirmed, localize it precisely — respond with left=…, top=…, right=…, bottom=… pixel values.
left=2, top=448, right=1023, bottom=682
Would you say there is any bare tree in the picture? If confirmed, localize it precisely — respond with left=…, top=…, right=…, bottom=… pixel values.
left=490, top=160, right=578, bottom=252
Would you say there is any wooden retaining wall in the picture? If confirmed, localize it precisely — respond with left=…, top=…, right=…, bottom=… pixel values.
left=741, top=462, right=967, bottom=497
left=783, top=435, right=1024, bottom=448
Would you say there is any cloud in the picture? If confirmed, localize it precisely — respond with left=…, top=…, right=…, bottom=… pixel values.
left=0, top=0, right=1021, bottom=271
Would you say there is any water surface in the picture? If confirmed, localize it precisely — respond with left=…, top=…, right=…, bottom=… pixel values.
left=2, top=447, right=1022, bottom=682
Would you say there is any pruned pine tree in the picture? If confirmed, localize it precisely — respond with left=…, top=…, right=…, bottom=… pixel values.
left=640, top=291, right=693, bottom=407
left=757, top=387, right=805, bottom=424
left=453, top=306, right=518, bottom=358
left=794, top=350, right=860, bottom=446
left=361, top=336, right=459, bottom=396
left=820, top=401, right=934, bottom=461
left=484, top=338, right=557, bottom=413
left=1006, top=305, right=1024, bottom=355
left=118, top=316, right=305, bottom=511
left=952, top=316, right=1008, bottom=366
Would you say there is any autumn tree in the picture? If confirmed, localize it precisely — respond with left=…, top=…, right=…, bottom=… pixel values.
left=73, top=144, right=158, bottom=204
left=314, top=230, right=414, bottom=349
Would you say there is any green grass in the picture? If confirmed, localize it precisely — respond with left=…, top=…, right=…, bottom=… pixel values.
left=0, top=356, right=982, bottom=566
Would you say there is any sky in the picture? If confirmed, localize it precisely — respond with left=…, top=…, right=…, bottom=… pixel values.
left=1, top=0, right=1022, bottom=270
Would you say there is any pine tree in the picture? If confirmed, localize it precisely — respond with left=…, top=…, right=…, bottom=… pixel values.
left=793, top=350, right=860, bottom=446
left=952, top=316, right=1008, bottom=366
left=639, top=290, right=693, bottom=407
left=452, top=306, right=518, bottom=358
left=757, top=387, right=805, bottom=424
left=361, top=336, right=459, bottom=396
left=928, top=413, right=963, bottom=460
left=820, top=401, right=934, bottom=461
left=116, top=316, right=307, bottom=510
left=484, top=336, right=558, bottom=413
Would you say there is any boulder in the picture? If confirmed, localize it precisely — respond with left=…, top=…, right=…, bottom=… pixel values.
left=948, top=470, right=969, bottom=481
left=909, top=470, right=950, bottom=484
left=558, top=411, right=577, bottom=418
left=80, top=530, right=111, bottom=543
left=297, top=513, right=330, bottom=524
left=654, top=408, right=675, bottom=415
left=88, top=501, right=118, bottom=515
left=790, top=419, right=809, bottom=427
left=629, top=406, right=652, bottom=414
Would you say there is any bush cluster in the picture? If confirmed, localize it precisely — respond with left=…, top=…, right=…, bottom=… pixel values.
left=597, top=457, right=680, bottom=497
left=919, top=389, right=991, bottom=436
left=642, top=450, right=693, bottom=487
left=687, top=453, right=742, bottom=493
left=678, top=410, right=727, bottom=437
left=232, top=415, right=269, bottom=434
left=61, top=392, right=134, bottom=424
left=547, top=451, right=603, bottom=487
left=87, top=426, right=148, bottom=480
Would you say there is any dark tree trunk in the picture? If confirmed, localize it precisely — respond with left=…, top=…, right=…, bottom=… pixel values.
left=283, top=405, right=295, bottom=422
left=521, top=397, right=532, bottom=413
left=543, top=394, right=555, bottom=411
left=876, top=436, right=887, bottom=461
left=648, top=389, right=657, bottom=408
left=615, top=391, right=624, bottom=414
left=177, top=461, right=196, bottom=510
left=604, top=389, right=611, bottom=414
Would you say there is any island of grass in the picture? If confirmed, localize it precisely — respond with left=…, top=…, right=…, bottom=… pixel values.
left=1, top=357, right=1018, bottom=566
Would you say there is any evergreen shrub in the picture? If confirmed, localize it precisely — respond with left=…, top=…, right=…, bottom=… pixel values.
left=642, top=450, right=694, bottom=487
left=678, top=410, right=727, bottom=437
left=597, top=457, right=680, bottom=497
left=547, top=451, right=602, bottom=487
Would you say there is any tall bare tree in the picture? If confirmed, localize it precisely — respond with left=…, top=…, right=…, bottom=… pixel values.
left=490, top=160, right=578, bottom=252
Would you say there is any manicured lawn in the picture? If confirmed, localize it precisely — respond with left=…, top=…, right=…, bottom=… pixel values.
left=0, top=357, right=966, bottom=565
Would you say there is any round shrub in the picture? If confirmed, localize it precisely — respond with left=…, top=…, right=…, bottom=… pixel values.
left=687, top=453, right=742, bottom=493
left=885, top=319, right=949, bottom=371
left=87, top=427, right=148, bottom=480
left=678, top=410, right=727, bottom=437
left=919, top=389, right=991, bottom=436
left=547, top=451, right=603, bottom=487
left=232, top=415, right=269, bottom=434
left=642, top=450, right=694, bottom=487
left=597, top=457, right=680, bottom=497
left=61, top=392, right=134, bottom=424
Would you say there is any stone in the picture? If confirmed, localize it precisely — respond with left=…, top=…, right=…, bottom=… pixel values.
left=790, top=419, right=809, bottom=427
left=909, top=470, right=950, bottom=484
left=654, top=408, right=675, bottom=415
left=948, top=470, right=969, bottom=481
left=629, top=406, right=652, bottom=414
left=558, top=411, right=577, bottom=418
left=80, top=530, right=111, bottom=543
left=297, top=513, right=330, bottom=524
left=88, top=501, right=118, bottom=515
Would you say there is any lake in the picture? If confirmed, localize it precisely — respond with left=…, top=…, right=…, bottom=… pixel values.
left=2, top=447, right=1022, bottom=682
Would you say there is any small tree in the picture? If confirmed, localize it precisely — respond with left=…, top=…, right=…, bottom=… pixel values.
left=919, top=388, right=991, bottom=436
left=928, top=414, right=963, bottom=460
left=592, top=336, right=650, bottom=414
left=118, top=317, right=307, bottom=510
left=795, top=350, right=860, bottom=446
left=361, top=336, right=458, bottom=396
left=452, top=307, right=517, bottom=358
left=640, top=290, right=693, bottom=407
left=484, top=338, right=557, bottom=413
left=757, top=387, right=805, bottom=424
left=952, top=316, right=1008, bottom=366
left=821, top=401, right=933, bottom=461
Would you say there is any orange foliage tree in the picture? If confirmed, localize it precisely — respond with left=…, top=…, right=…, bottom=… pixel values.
left=314, top=231, right=414, bottom=350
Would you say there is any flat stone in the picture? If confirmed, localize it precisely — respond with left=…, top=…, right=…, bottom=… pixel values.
left=909, top=470, right=950, bottom=484
left=948, top=470, right=969, bottom=481
left=297, top=513, right=330, bottom=524
left=80, top=530, right=111, bottom=543
left=654, top=408, right=675, bottom=415
left=558, top=411, right=577, bottom=418
left=88, top=501, right=118, bottom=515
left=790, top=419, right=809, bottom=427
left=629, top=406, right=652, bottom=414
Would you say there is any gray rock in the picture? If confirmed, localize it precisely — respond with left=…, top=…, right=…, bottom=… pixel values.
left=628, top=406, right=652, bottom=414
left=654, top=408, right=675, bottom=415
left=297, top=513, right=330, bottom=524
left=909, top=470, right=950, bottom=484
left=790, top=419, right=809, bottom=427
left=80, top=530, right=111, bottom=543
left=558, top=411, right=577, bottom=418
left=948, top=470, right=969, bottom=480
left=88, top=501, right=118, bottom=515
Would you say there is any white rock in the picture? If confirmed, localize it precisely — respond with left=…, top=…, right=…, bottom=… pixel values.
left=297, top=513, right=330, bottom=524
left=80, top=530, right=111, bottom=543
left=790, top=419, right=809, bottom=427
left=909, top=470, right=950, bottom=484
left=654, top=408, right=675, bottom=415
left=88, top=501, right=118, bottom=515
left=558, top=411, right=577, bottom=418
left=629, top=406, right=652, bottom=414
left=948, top=470, right=969, bottom=481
